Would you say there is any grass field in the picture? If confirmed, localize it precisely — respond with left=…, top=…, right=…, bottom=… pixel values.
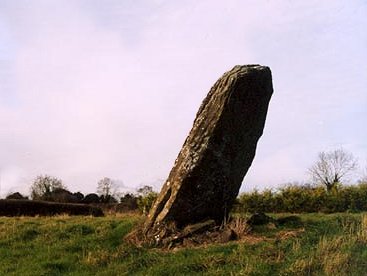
left=1, top=212, right=367, bottom=275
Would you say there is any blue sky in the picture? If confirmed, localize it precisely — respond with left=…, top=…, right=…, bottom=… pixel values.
left=0, top=0, right=366, bottom=197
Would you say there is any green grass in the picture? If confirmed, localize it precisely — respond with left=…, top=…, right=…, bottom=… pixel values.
left=1, top=213, right=367, bottom=275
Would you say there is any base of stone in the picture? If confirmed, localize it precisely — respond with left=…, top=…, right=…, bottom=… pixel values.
left=125, top=216, right=251, bottom=249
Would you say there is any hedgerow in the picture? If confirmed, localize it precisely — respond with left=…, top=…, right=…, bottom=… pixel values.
left=238, top=183, right=367, bottom=213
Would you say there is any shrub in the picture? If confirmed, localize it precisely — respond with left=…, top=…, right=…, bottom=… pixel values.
left=99, top=194, right=118, bottom=204
left=238, top=183, right=367, bottom=213
left=82, top=193, right=100, bottom=204
left=73, top=192, right=84, bottom=202
left=137, top=192, right=158, bottom=215
left=47, top=188, right=79, bottom=203
left=6, top=192, right=28, bottom=200
left=119, top=193, right=138, bottom=211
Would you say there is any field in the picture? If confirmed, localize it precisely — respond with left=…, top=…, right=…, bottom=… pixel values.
left=1, top=213, right=367, bottom=275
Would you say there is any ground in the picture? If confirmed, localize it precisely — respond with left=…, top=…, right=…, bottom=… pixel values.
left=0, top=212, right=366, bottom=275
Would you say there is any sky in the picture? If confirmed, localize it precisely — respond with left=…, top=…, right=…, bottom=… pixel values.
left=0, top=0, right=366, bottom=197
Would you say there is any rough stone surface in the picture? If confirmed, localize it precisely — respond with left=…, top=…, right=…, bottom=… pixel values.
left=218, top=229, right=237, bottom=243
left=247, top=212, right=275, bottom=226
left=144, top=65, right=273, bottom=240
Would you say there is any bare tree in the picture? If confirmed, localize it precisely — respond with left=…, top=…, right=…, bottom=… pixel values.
left=30, top=175, right=65, bottom=200
left=97, top=177, right=117, bottom=203
left=308, top=148, right=358, bottom=192
left=137, top=185, right=153, bottom=196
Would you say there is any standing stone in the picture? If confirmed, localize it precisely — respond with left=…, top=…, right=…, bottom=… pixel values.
left=144, top=65, right=273, bottom=241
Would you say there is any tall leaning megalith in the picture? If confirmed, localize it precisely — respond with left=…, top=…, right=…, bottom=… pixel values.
left=144, top=65, right=273, bottom=240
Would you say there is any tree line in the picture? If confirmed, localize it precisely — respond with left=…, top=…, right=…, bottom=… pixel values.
left=4, top=148, right=367, bottom=214
left=5, top=176, right=158, bottom=214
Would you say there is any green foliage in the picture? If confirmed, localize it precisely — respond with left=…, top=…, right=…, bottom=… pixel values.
left=136, top=185, right=158, bottom=214
left=238, top=183, right=367, bottom=213
left=137, top=192, right=158, bottom=215
left=119, top=193, right=138, bottom=210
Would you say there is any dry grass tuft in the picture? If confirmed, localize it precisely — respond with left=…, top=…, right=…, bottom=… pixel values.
left=285, top=257, right=315, bottom=275
left=316, top=234, right=353, bottom=275
left=227, top=217, right=251, bottom=239
left=276, top=228, right=305, bottom=240
left=322, top=252, right=351, bottom=275
left=357, top=214, right=367, bottom=243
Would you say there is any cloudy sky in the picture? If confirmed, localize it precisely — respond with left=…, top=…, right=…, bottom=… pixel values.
left=0, top=0, right=366, bottom=197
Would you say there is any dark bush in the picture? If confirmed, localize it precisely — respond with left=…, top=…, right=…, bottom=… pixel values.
left=45, top=188, right=78, bottom=203
left=82, top=193, right=100, bottom=204
left=0, top=199, right=104, bottom=217
left=276, top=215, right=302, bottom=227
left=119, top=193, right=138, bottom=211
left=6, top=192, right=28, bottom=200
left=73, top=192, right=84, bottom=202
left=247, top=212, right=275, bottom=225
left=99, top=194, right=118, bottom=204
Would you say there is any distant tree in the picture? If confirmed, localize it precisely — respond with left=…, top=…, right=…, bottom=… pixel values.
left=308, top=149, right=358, bottom=192
left=30, top=175, right=65, bottom=200
left=136, top=185, right=157, bottom=215
left=137, top=192, right=158, bottom=215
left=96, top=177, right=118, bottom=203
left=6, top=192, right=28, bottom=200
left=119, top=193, right=138, bottom=210
left=73, top=192, right=84, bottom=202
left=48, top=188, right=77, bottom=203
left=82, top=193, right=100, bottom=204
left=137, top=185, right=153, bottom=196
